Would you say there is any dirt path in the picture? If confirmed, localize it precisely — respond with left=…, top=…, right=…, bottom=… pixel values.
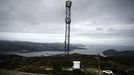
left=0, top=69, right=47, bottom=75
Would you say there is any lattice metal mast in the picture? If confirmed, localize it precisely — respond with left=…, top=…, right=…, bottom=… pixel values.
left=65, top=0, right=72, bottom=56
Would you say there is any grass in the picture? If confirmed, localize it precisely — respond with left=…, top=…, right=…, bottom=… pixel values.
left=0, top=54, right=133, bottom=75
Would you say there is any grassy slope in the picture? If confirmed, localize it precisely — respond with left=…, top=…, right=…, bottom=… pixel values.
left=0, top=54, right=133, bottom=75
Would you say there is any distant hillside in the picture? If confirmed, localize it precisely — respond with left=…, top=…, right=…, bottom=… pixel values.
left=103, top=49, right=134, bottom=57
left=0, top=40, right=85, bottom=54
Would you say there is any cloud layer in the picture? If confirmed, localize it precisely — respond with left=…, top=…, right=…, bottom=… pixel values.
left=0, top=0, right=134, bottom=45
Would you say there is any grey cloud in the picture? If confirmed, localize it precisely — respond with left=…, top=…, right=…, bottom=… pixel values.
left=0, top=0, right=134, bottom=44
left=96, top=28, right=104, bottom=31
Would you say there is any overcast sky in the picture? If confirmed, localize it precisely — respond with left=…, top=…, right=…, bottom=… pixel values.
left=0, top=0, right=134, bottom=46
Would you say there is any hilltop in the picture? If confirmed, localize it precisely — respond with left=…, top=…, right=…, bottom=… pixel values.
left=0, top=53, right=134, bottom=75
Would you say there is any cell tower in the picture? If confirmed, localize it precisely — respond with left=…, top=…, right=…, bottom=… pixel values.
left=64, top=0, right=72, bottom=56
